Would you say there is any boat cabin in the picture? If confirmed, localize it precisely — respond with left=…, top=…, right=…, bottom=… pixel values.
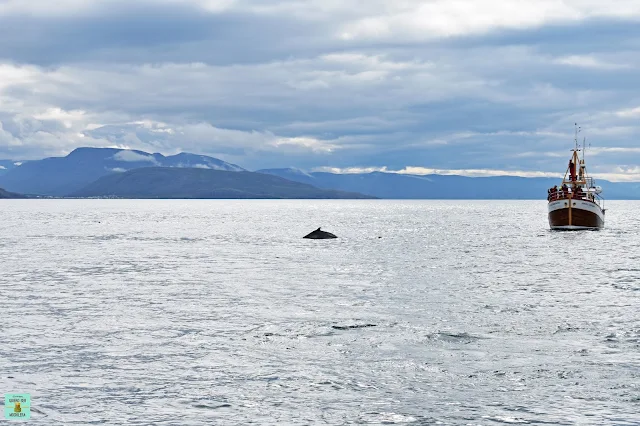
left=547, top=146, right=603, bottom=208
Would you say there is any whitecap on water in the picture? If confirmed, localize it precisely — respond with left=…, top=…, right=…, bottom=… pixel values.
left=360, top=412, right=418, bottom=424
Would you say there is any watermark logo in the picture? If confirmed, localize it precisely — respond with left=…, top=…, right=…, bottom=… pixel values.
left=4, top=394, right=30, bottom=421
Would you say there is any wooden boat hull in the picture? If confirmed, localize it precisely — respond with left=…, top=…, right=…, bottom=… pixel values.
left=548, top=198, right=604, bottom=230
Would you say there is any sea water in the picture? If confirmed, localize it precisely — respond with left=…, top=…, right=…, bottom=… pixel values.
left=0, top=200, right=639, bottom=425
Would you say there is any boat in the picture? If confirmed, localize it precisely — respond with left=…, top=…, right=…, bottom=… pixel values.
left=547, top=125, right=605, bottom=230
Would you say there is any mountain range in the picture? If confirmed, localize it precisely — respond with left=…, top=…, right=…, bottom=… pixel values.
left=257, top=168, right=640, bottom=200
left=72, top=167, right=374, bottom=199
left=0, top=148, right=244, bottom=197
left=1, top=147, right=640, bottom=199
left=0, top=187, right=25, bottom=198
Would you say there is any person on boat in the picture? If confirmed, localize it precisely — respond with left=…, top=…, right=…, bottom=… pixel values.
left=569, top=161, right=576, bottom=181
left=551, top=185, right=558, bottom=200
left=574, top=186, right=583, bottom=199
left=562, top=184, right=568, bottom=198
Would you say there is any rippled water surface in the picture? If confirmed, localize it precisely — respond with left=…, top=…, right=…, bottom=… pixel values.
left=1, top=200, right=639, bottom=425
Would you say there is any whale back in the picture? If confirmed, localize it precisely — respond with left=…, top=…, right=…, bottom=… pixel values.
left=303, top=228, right=338, bottom=239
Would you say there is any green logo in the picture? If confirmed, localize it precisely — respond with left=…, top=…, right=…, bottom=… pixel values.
left=4, top=394, right=30, bottom=421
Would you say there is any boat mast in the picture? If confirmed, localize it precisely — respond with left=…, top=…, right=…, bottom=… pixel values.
left=581, top=136, right=587, bottom=182
left=569, top=123, right=580, bottom=184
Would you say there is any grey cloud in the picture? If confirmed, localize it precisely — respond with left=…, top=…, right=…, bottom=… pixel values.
left=1, top=2, right=640, bottom=177
left=0, top=2, right=327, bottom=66
left=445, top=19, right=640, bottom=55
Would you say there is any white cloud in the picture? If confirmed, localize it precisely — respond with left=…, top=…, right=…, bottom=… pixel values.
left=312, top=163, right=640, bottom=182
left=616, top=106, right=640, bottom=118
left=313, top=166, right=389, bottom=174
left=33, top=108, right=87, bottom=129
left=589, top=147, right=640, bottom=155
left=0, top=64, right=41, bottom=91
left=112, top=150, right=159, bottom=163
left=554, top=55, right=629, bottom=70
left=335, top=0, right=640, bottom=41
left=271, top=136, right=337, bottom=153
left=592, top=166, right=640, bottom=182
left=313, top=165, right=563, bottom=178
left=165, top=0, right=237, bottom=13
left=311, top=164, right=640, bottom=182
left=0, top=0, right=238, bottom=17
left=79, top=120, right=343, bottom=159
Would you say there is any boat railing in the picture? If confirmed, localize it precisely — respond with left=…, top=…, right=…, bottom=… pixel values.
left=547, top=191, right=604, bottom=206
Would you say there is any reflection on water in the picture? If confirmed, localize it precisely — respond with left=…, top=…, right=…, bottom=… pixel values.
left=1, top=200, right=639, bottom=425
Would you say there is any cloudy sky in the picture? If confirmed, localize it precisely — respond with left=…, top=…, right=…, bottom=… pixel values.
left=0, top=0, right=639, bottom=180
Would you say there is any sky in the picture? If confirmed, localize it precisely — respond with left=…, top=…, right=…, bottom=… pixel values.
left=0, top=0, right=639, bottom=180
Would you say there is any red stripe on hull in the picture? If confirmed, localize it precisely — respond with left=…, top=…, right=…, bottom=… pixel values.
left=548, top=207, right=604, bottom=229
